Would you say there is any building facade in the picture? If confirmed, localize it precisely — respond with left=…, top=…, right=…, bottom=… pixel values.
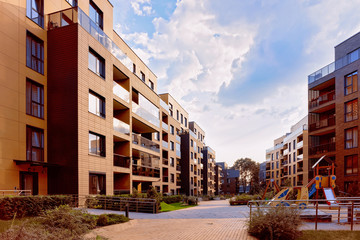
left=308, top=32, right=360, bottom=192
left=217, top=161, right=239, bottom=195
left=202, top=146, right=217, bottom=195
left=0, top=0, right=217, bottom=196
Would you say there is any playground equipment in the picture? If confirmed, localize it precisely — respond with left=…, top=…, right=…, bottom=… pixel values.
left=263, top=155, right=337, bottom=208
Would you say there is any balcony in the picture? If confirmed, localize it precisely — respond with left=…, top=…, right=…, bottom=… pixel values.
left=132, top=165, right=160, bottom=178
left=132, top=102, right=160, bottom=128
left=160, top=99, right=169, bottom=112
left=283, top=149, right=289, bottom=155
left=296, top=141, right=303, bottom=149
left=113, top=154, right=130, bottom=168
left=113, top=118, right=130, bottom=135
left=162, top=140, right=168, bottom=149
left=309, top=142, right=335, bottom=155
left=308, top=48, right=360, bottom=84
left=163, top=176, right=168, bottom=182
left=309, top=116, right=335, bottom=131
left=200, top=152, right=203, bottom=158
left=297, top=167, right=303, bottom=172
left=281, top=161, right=288, bottom=166
left=162, top=158, right=168, bottom=165
left=48, top=7, right=134, bottom=72
left=297, top=154, right=303, bottom=161
left=113, top=81, right=129, bottom=103
left=176, top=135, right=181, bottom=142
left=281, top=172, right=288, bottom=177
left=297, top=181, right=303, bottom=186
left=309, top=91, right=335, bottom=109
left=176, top=150, right=181, bottom=158
left=132, top=134, right=160, bottom=153
left=176, top=165, right=181, bottom=171
left=190, top=130, right=197, bottom=139
left=162, top=122, right=168, bottom=131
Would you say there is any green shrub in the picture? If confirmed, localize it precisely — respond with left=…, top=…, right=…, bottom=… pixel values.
left=96, top=214, right=109, bottom=226
left=96, top=214, right=129, bottom=226
left=248, top=206, right=302, bottom=240
left=162, top=195, right=182, bottom=204
left=186, top=196, right=198, bottom=205
left=0, top=195, right=74, bottom=220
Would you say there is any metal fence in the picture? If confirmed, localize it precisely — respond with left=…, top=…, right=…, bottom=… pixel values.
left=0, top=190, right=32, bottom=196
left=248, top=198, right=360, bottom=231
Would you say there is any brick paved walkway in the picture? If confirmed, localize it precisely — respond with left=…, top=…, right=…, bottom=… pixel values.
left=87, top=200, right=256, bottom=240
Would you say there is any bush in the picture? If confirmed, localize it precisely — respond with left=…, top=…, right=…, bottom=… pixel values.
left=0, top=195, right=74, bottom=220
left=248, top=206, right=302, bottom=240
left=162, top=195, right=182, bottom=204
left=96, top=214, right=109, bottom=226
left=96, top=214, right=129, bottom=226
left=186, top=196, right=198, bottom=205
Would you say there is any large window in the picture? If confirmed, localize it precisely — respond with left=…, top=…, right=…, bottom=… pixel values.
left=89, top=48, right=105, bottom=78
left=89, top=173, right=106, bottom=195
left=170, top=125, right=174, bottom=135
left=89, top=0, right=103, bottom=29
left=26, top=79, right=44, bottom=119
left=26, top=32, right=44, bottom=74
left=26, top=0, right=44, bottom=27
left=26, top=126, right=44, bottom=162
left=345, top=99, right=358, bottom=122
left=345, top=155, right=358, bottom=175
left=345, top=71, right=358, bottom=95
left=345, top=127, right=358, bottom=149
left=66, top=0, right=77, bottom=7
left=89, top=90, right=105, bottom=118
left=89, top=132, right=105, bottom=157
left=141, top=72, right=145, bottom=82
left=170, top=141, right=174, bottom=151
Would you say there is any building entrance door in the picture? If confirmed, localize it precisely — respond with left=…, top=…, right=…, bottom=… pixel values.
left=20, top=172, right=38, bottom=195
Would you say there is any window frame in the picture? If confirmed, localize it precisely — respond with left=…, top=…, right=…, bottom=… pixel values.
left=65, top=0, right=77, bottom=7
left=345, top=127, right=358, bottom=149
left=26, top=0, right=44, bottom=28
left=26, top=79, right=44, bottom=119
left=89, top=131, right=106, bottom=157
left=26, top=31, right=44, bottom=74
left=88, top=48, right=105, bottom=79
left=26, top=125, right=44, bottom=162
left=345, top=155, right=358, bottom=176
left=345, top=99, right=358, bottom=122
left=345, top=71, right=358, bottom=96
left=88, top=90, right=106, bottom=118
left=89, top=0, right=103, bottom=30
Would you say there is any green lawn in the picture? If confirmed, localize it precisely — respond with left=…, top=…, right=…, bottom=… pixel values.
left=160, top=202, right=195, bottom=212
left=0, top=218, right=28, bottom=233
left=298, top=230, right=360, bottom=240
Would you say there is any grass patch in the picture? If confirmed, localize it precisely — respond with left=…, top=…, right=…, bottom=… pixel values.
left=0, top=218, right=28, bottom=233
left=298, top=230, right=360, bottom=240
left=160, top=202, right=195, bottom=212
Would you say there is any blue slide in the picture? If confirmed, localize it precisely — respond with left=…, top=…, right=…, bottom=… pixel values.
left=308, top=184, right=316, bottom=198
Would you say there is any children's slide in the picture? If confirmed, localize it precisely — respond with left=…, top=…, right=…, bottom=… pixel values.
left=323, top=188, right=337, bottom=206
left=268, top=188, right=292, bottom=207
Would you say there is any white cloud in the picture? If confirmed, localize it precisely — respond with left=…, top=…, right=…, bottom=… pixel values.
left=130, top=0, right=154, bottom=16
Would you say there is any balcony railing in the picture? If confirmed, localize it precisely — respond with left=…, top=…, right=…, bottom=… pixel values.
left=176, top=150, right=181, bottom=158
left=283, top=149, right=289, bottom=155
left=113, top=189, right=131, bottom=195
left=297, top=167, right=303, bottom=172
left=113, top=154, right=130, bottom=168
left=162, top=158, right=168, bottom=165
left=309, top=116, right=335, bottom=131
left=297, top=154, right=303, bottom=161
left=113, top=81, right=130, bottom=103
left=309, top=142, right=335, bottom=155
left=309, top=48, right=360, bottom=84
left=113, top=118, right=130, bottom=135
left=309, top=91, right=335, bottom=109
left=162, top=122, right=168, bottom=131
left=281, top=161, right=288, bottom=166
left=132, top=165, right=160, bottom=178
left=176, top=135, right=181, bottom=142
left=160, top=99, right=169, bottom=112
left=132, top=134, right=160, bottom=153
left=296, top=141, right=303, bottom=149
left=132, top=102, right=160, bottom=128
left=162, top=140, right=168, bottom=149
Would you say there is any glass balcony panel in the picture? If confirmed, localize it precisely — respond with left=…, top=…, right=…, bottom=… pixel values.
left=132, top=102, right=160, bottom=128
left=162, top=140, right=168, bottom=149
left=113, top=118, right=130, bottom=134
left=113, top=81, right=129, bottom=103
left=162, top=122, right=168, bottom=131
left=132, top=133, right=160, bottom=153
left=176, top=135, right=181, bottom=142
left=160, top=99, right=169, bottom=112
left=113, top=154, right=130, bottom=168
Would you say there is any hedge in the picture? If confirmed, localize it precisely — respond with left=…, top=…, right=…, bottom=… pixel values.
left=0, top=195, right=74, bottom=220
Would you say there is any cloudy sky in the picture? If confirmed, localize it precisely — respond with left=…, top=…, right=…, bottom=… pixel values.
left=112, top=0, right=360, bottom=166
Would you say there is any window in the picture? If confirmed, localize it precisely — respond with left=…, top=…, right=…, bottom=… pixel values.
left=89, top=173, right=106, bottom=195
left=191, top=177, right=193, bottom=185
left=271, top=154, right=273, bottom=160
left=171, top=174, right=174, bottom=183
left=149, top=80, right=154, bottom=90
left=293, top=140, right=296, bottom=150
left=191, top=139, right=193, bottom=147
left=289, top=143, right=291, bottom=151
left=276, top=152, right=279, bottom=159
left=181, top=114, right=183, bottom=124
left=89, top=132, right=105, bottom=157
left=26, top=32, right=44, bottom=74
left=169, top=103, right=173, bottom=116
left=345, top=127, right=358, bottom=149
left=185, top=117, right=187, bottom=127
left=170, top=141, right=174, bottom=151
left=89, top=48, right=105, bottom=78
left=191, top=165, right=193, bottom=171
left=154, top=132, right=160, bottom=141
left=345, top=155, right=358, bottom=175
left=141, top=71, right=145, bottom=82
left=26, top=0, right=44, bottom=27
left=293, top=152, right=296, bottom=162
left=289, top=154, right=291, bottom=163
left=170, top=125, right=174, bottom=135
left=89, top=90, right=105, bottom=118
left=133, top=63, right=136, bottom=74
left=26, top=79, right=44, bottom=119
left=289, top=166, right=291, bottom=175
left=345, top=72, right=358, bottom=95
left=66, top=0, right=77, bottom=6
left=26, top=126, right=44, bottom=162
left=272, top=172, right=274, bottom=178
left=345, top=99, right=358, bottom=122
left=271, top=162, right=274, bottom=170
left=293, top=165, right=296, bottom=174
left=170, top=157, right=174, bottom=167
left=89, top=0, right=103, bottom=29
left=276, top=162, right=279, bottom=169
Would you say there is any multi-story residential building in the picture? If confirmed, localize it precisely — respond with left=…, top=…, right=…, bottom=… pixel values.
left=265, top=116, right=308, bottom=187
left=202, top=146, right=217, bottom=195
left=281, top=116, right=309, bottom=187
left=259, top=162, right=267, bottom=185
left=0, top=0, right=215, bottom=196
left=217, top=162, right=240, bottom=195
left=308, top=32, right=360, bottom=192
left=265, top=136, right=285, bottom=187
left=215, top=164, right=223, bottom=195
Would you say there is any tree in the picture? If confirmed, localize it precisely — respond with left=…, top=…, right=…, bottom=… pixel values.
left=232, top=158, right=260, bottom=194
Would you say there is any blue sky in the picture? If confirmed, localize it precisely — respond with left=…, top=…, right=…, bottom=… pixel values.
left=112, top=0, right=360, bottom=166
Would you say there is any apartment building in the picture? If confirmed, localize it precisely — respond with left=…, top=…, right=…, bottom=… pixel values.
left=265, top=116, right=308, bottom=187
left=0, top=0, right=216, bottom=196
left=217, top=162, right=240, bottom=195
left=215, top=164, right=223, bottom=195
left=308, top=32, right=360, bottom=192
left=202, top=146, right=217, bottom=195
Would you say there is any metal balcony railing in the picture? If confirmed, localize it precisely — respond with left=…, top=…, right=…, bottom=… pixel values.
left=309, top=91, right=335, bottom=109
left=309, top=115, right=335, bottom=131
left=309, top=142, right=336, bottom=155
